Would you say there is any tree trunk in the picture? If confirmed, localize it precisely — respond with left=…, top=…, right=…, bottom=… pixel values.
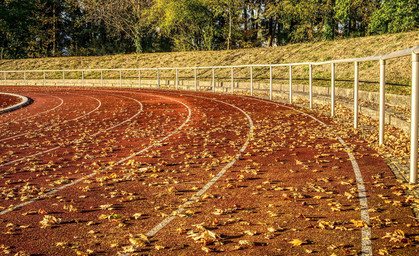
left=268, top=18, right=274, bottom=47
left=228, top=9, right=232, bottom=50
left=53, top=6, right=56, bottom=56
left=243, top=4, right=248, bottom=42
left=134, top=29, right=142, bottom=53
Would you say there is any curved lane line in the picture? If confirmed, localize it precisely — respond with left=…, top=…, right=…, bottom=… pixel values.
left=141, top=90, right=371, bottom=255
left=0, top=93, right=142, bottom=167
left=144, top=94, right=254, bottom=238
left=0, top=93, right=100, bottom=142
left=0, top=94, right=64, bottom=124
left=0, top=92, right=190, bottom=216
left=241, top=96, right=372, bottom=256
left=90, top=93, right=146, bottom=137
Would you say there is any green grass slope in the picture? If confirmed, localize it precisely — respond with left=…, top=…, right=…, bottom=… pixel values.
left=1, top=31, right=418, bottom=94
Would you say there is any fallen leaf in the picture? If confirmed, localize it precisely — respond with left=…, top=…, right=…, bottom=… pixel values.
left=289, top=239, right=304, bottom=247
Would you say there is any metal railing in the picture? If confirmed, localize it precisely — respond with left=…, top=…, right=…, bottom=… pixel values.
left=2, top=46, right=419, bottom=183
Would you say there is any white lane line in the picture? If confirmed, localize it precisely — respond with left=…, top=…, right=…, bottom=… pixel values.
left=337, top=137, right=371, bottom=255
left=0, top=93, right=191, bottom=216
left=244, top=96, right=372, bottom=256
left=0, top=93, right=140, bottom=168
left=0, top=94, right=64, bottom=124
left=145, top=94, right=254, bottom=238
left=0, top=146, right=62, bottom=167
left=90, top=93, right=144, bottom=137
left=0, top=93, right=99, bottom=142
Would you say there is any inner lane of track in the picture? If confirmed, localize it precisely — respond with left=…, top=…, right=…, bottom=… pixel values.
left=0, top=86, right=417, bottom=256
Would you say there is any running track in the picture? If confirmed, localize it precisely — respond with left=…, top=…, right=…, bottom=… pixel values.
left=0, top=86, right=417, bottom=255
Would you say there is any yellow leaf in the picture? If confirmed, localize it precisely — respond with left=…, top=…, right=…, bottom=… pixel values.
left=267, top=227, right=276, bottom=233
left=129, top=238, right=146, bottom=247
left=201, top=246, right=212, bottom=253
left=244, top=230, right=257, bottom=236
left=350, top=219, right=369, bottom=228
left=133, top=213, right=142, bottom=219
left=395, top=229, right=405, bottom=237
left=155, top=245, right=164, bottom=250
left=177, top=227, right=186, bottom=234
left=238, top=240, right=254, bottom=247
left=289, top=239, right=304, bottom=246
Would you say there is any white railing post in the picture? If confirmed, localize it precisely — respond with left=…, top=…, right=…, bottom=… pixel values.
left=119, top=70, right=122, bottom=88
left=101, top=70, right=103, bottom=87
left=195, top=68, right=197, bottom=91
left=231, top=67, right=234, bottom=94
left=250, top=66, right=253, bottom=96
left=331, top=63, right=335, bottom=116
left=157, top=68, right=160, bottom=88
left=379, top=59, right=386, bottom=145
left=354, top=61, right=359, bottom=128
left=269, top=65, right=273, bottom=100
left=63, top=71, right=65, bottom=86
left=43, top=71, right=46, bottom=86
left=176, top=69, right=179, bottom=90
left=289, top=65, right=292, bottom=104
left=138, top=70, right=141, bottom=88
left=212, top=68, right=215, bottom=92
left=24, top=72, right=27, bottom=86
left=4, top=72, right=6, bottom=86
left=410, top=52, right=419, bottom=184
left=309, top=64, right=313, bottom=108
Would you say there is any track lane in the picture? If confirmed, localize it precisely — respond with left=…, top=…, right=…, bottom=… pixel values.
left=144, top=94, right=254, bottom=240
left=118, top=90, right=413, bottom=255
left=0, top=93, right=64, bottom=130
left=0, top=93, right=101, bottom=142
left=0, top=92, right=99, bottom=140
left=240, top=96, right=372, bottom=255
left=0, top=88, right=65, bottom=124
left=0, top=92, right=148, bottom=195
left=0, top=88, right=417, bottom=256
left=0, top=93, right=64, bottom=125
left=0, top=92, right=147, bottom=165
left=0, top=89, right=252, bottom=255
left=0, top=90, right=191, bottom=207
left=122, top=91, right=358, bottom=255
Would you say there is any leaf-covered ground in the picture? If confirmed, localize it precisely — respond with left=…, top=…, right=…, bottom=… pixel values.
left=0, top=86, right=417, bottom=255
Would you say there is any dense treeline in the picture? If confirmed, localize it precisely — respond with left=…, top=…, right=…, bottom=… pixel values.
left=1, top=0, right=418, bottom=59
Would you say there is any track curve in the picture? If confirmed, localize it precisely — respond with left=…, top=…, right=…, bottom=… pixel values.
left=0, top=86, right=417, bottom=256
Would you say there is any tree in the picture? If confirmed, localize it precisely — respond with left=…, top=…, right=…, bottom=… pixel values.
left=153, top=0, right=217, bottom=51
left=63, top=0, right=136, bottom=56
left=322, top=0, right=338, bottom=41
left=208, top=0, right=244, bottom=50
left=334, top=0, right=379, bottom=37
left=0, top=0, right=34, bottom=59
left=1, top=0, right=417, bottom=59
left=80, top=0, right=154, bottom=53
left=368, top=0, right=419, bottom=35
left=25, top=0, right=66, bottom=58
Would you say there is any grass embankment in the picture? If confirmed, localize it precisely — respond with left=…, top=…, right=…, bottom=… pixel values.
left=0, top=31, right=418, bottom=95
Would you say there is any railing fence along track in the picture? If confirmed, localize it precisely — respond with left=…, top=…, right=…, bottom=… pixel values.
left=2, top=46, right=419, bottom=183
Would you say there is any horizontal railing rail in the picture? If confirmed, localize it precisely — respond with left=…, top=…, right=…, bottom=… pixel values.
left=1, top=45, right=419, bottom=183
